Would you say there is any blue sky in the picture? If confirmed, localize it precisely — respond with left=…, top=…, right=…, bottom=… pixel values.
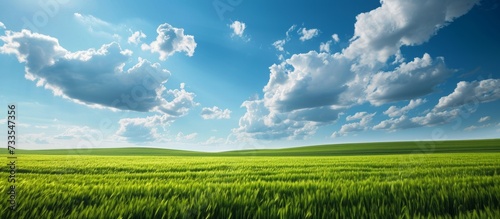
left=1, top=0, right=499, bottom=151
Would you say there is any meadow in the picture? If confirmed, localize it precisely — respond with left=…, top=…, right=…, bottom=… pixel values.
left=2, top=139, right=500, bottom=218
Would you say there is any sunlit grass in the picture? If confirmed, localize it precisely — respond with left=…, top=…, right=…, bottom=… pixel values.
left=2, top=152, right=499, bottom=218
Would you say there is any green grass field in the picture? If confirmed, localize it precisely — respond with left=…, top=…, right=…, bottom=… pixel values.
left=3, top=139, right=500, bottom=218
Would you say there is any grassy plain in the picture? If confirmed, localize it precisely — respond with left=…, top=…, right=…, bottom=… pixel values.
left=2, top=139, right=500, bottom=218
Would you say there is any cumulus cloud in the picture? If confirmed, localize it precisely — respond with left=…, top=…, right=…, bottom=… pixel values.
left=298, top=27, right=319, bottom=41
left=0, top=21, right=5, bottom=29
left=374, top=88, right=495, bottom=131
left=332, top=112, right=376, bottom=137
left=479, top=116, right=491, bottom=123
left=0, top=29, right=197, bottom=117
left=141, top=23, right=197, bottom=60
left=234, top=51, right=450, bottom=140
left=332, top=34, right=340, bottom=43
left=128, top=31, right=146, bottom=45
left=346, top=112, right=370, bottom=121
left=158, top=83, right=199, bottom=116
left=232, top=99, right=323, bottom=140
left=201, top=106, right=231, bottom=119
left=343, top=0, right=479, bottom=66
left=234, top=51, right=353, bottom=140
left=373, top=115, right=415, bottom=131
left=366, top=54, right=454, bottom=105
left=375, top=108, right=462, bottom=131
left=263, top=51, right=354, bottom=112
left=436, top=79, right=500, bottom=109
left=229, top=21, right=246, bottom=37
left=116, top=115, right=171, bottom=143
left=384, top=99, right=426, bottom=118
left=235, top=0, right=480, bottom=140
left=411, top=109, right=460, bottom=126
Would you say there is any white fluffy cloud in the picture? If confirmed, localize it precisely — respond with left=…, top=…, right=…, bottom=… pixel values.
left=230, top=21, right=246, bottom=37
left=366, top=54, right=454, bottom=105
left=156, top=83, right=199, bottom=116
left=201, top=106, right=231, bottom=119
left=116, top=115, right=169, bottom=143
left=232, top=51, right=350, bottom=140
left=0, top=29, right=197, bottom=117
left=373, top=115, right=415, bottom=131
left=332, top=112, right=376, bottom=137
left=436, top=79, right=500, bottom=109
left=332, top=34, right=340, bottom=43
left=373, top=108, right=461, bottom=131
left=0, top=21, right=5, bottom=29
left=233, top=99, right=322, bottom=140
left=235, top=0, right=481, bottom=140
left=142, top=23, right=196, bottom=60
left=263, top=51, right=354, bottom=112
left=343, top=0, right=479, bottom=66
left=128, top=31, right=146, bottom=45
left=384, top=99, right=426, bottom=118
left=411, top=109, right=460, bottom=126
left=299, top=27, right=319, bottom=41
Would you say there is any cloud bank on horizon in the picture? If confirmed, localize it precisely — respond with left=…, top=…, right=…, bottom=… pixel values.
left=0, top=0, right=499, bottom=150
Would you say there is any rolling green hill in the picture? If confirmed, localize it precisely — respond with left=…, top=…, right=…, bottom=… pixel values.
left=18, top=138, right=500, bottom=156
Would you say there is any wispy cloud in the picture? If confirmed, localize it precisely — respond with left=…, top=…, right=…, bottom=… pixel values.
left=176, top=132, right=198, bottom=141
left=272, top=25, right=296, bottom=52
left=73, top=13, right=121, bottom=40
left=479, top=116, right=491, bottom=123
